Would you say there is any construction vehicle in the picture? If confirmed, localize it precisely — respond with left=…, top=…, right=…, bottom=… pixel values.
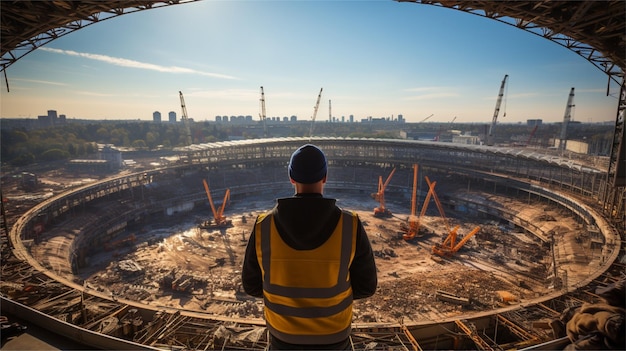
left=558, top=87, right=575, bottom=150
left=486, top=74, right=508, bottom=146
left=200, top=179, right=232, bottom=229
left=179, top=91, right=193, bottom=146
left=372, top=167, right=396, bottom=217
left=309, top=88, right=323, bottom=140
left=432, top=226, right=480, bottom=257
left=259, top=86, right=268, bottom=137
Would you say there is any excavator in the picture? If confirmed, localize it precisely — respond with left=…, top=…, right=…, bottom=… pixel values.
left=200, top=179, right=232, bottom=229
left=372, top=167, right=396, bottom=217
left=432, top=226, right=480, bottom=257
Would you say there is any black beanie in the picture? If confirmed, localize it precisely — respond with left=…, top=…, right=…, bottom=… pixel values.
left=288, top=144, right=327, bottom=184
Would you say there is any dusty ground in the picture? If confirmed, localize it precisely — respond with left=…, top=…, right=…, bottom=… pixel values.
left=4, top=162, right=587, bottom=324
left=77, top=194, right=554, bottom=324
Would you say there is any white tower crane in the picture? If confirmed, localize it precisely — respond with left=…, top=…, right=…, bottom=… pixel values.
left=329, top=99, right=332, bottom=122
left=559, top=87, right=575, bottom=150
left=487, top=74, right=508, bottom=146
left=259, top=86, right=267, bottom=137
left=179, top=91, right=192, bottom=146
left=309, top=88, right=323, bottom=140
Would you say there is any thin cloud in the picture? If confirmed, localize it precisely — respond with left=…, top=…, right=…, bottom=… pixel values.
left=74, top=91, right=117, bottom=97
left=13, top=78, right=68, bottom=86
left=40, top=47, right=239, bottom=80
left=403, top=86, right=458, bottom=100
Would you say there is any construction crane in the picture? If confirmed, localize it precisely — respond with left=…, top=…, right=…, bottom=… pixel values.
left=419, top=114, right=434, bottom=123
left=179, top=91, right=193, bottom=146
left=328, top=99, right=332, bottom=122
left=435, top=116, right=457, bottom=141
left=432, top=226, right=480, bottom=257
left=559, top=87, right=575, bottom=151
left=402, top=164, right=423, bottom=240
left=403, top=174, right=450, bottom=240
left=486, top=74, right=508, bottom=146
left=259, top=86, right=268, bottom=137
left=424, top=176, right=453, bottom=234
left=526, top=124, right=539, bottom=147
left=200, top=179, right=232, bottom=229
left=372, top=167, right=396, bottom=217
left=309, top=88, right=323, bottom=140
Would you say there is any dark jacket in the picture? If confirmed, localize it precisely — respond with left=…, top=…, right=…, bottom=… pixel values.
left=242, top=193, right=378, bottom=300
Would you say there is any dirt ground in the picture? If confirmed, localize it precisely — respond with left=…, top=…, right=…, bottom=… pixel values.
left=77, top=194, right=553, bottom=324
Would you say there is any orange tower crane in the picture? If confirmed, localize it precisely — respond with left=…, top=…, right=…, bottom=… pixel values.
left=432, top=226, right=480, bottom=257
left=201, top=179, right=232, bottom=228
left=372, top=167, right=396, bottom=217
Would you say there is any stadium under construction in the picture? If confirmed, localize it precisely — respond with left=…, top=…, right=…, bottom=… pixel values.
left=2, top=137, right=624, bottom=350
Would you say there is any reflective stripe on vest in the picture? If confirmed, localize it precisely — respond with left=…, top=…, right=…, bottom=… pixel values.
left=255, top=210, right=357, bottom=345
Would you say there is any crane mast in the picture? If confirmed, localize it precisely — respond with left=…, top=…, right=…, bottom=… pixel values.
left=559, top=87, right=575, bottom=150
left=487, top=74, right=508, bottom=146
left=259, top=86, right=267, bottom=137
left=179, top=91, right=192, bottom=146
left=329, top=99, right=332, bottom=122
left=309, top=88, right=323, bottom=140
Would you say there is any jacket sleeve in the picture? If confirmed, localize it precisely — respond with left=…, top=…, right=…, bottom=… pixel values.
left=350, top=217, right=378, bottom=299
left=241, top=225, right=263, bottom=298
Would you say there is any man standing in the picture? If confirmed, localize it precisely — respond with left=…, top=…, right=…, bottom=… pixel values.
left=242, top=144, right=378, bottom=350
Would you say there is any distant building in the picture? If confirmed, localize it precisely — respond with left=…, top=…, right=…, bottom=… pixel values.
left=453, top=134, right=481, bottom=145
left=527, top=119, right=542, bottom=126
left=37, top=110, right=59, bottom=127
left=153, top=111, right=161, bottom=123
left=168, top=111, right=176, bottom=123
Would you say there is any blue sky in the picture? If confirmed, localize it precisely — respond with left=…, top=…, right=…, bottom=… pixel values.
left=1, top=0, right=620, bottom=123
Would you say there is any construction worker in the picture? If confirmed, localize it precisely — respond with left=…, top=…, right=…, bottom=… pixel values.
left=241, top=144, right=378, bottom=350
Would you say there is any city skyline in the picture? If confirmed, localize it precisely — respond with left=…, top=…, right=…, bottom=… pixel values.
left=1, top=0, right=621, bottom=124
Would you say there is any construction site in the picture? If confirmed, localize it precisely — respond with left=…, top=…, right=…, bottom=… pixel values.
left=1, top=137, right=624, bottom=350
left=1, top=1, right=625, bottom=350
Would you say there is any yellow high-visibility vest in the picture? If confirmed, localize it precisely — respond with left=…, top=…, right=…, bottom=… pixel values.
left=255, top=210, right=357, bottom=344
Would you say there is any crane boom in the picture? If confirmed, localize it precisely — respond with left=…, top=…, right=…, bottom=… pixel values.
left=487, top=74, right=508, bottom=146
left=201, top=179, right=232, bottom=228
left=202, top=179, right=219, bottom=222
left=419, top=114, right=434, bottom=123
left=424, top=176, right=451, bottom=234
left=179, top=91, right=192, bottom=146
left=329, top=99, right=332, bottom=122
left=373, top=167, right=396, bottom=217
left=559, top=87, right=575, bottom=150
left=259, top=86, right=267, bottom=137
left=309, top=88, right=323, bottom=140
left=432, top=226, right=480, bottom=257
